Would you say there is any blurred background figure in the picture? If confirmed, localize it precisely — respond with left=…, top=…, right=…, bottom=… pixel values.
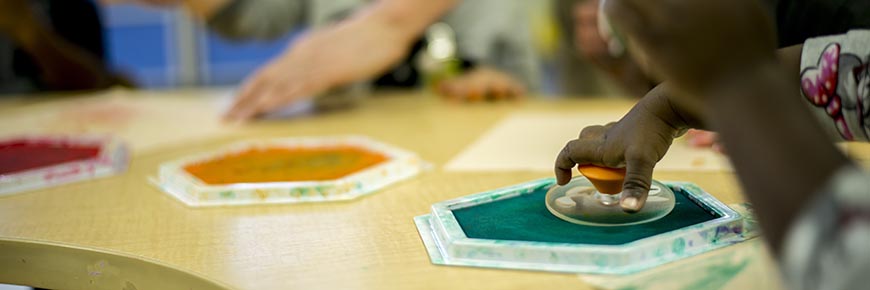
left=0, top=0, right=702, bottom=101
left=86, top=0, right=647, bottom=115
left=0, top=0, right=129, bottom=95
left=551, top=0, right=636, bottom=97
left=201, top=0, right=539, bottom=102
left=569, top=0, right=655, bottom=96
left=104, top=0, right=540, bottom=115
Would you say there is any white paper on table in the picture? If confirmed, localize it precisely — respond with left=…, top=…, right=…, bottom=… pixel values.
left=215, top=91, right=316, bottom=120
left=0, top=91, right=229, bottom=155
left=0, top=89, right=320, bottom=156
left=444, top=112, right=732, bottom=172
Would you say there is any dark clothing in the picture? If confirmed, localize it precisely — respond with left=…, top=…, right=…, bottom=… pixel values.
left=771, top=0, right=870, bottom=47
left=0, top=0, right=106, bottom=94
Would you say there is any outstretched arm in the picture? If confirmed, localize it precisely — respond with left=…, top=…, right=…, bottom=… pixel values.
left=224, top=0, right=459, bottom=121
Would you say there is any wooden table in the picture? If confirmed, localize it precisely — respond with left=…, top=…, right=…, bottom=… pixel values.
left=1, top=89, right=863, bottom=290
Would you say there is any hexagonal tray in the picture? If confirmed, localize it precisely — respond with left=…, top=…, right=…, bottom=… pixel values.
left=153, top=136, right=424, bottom=207
left=414, top=178, right=758, bottom=274
left=0, top=135, right=128, bottom=196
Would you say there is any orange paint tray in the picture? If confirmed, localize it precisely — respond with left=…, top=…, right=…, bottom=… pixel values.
left=152, top=136, right=425, bottom=207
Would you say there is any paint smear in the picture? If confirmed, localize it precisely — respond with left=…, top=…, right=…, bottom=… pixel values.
left=580, top=239, right=784, bottom=290
left=55, top=101, right=139, bottom=130
left=0, top=139, right=101, bottom=175
left=184, top=146, right=389, bottom=185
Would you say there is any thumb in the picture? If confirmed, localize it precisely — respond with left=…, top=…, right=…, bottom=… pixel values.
left=620, top=152, right=655, bottom=212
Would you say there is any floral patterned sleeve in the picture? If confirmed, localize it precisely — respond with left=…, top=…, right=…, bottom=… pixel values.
left=780, top=165, right=870, bottom=290
left=800, top=30, right=870, bottom=141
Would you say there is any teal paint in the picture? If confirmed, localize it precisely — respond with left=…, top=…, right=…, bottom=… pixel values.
left=452, top=186, right=720, bottom=245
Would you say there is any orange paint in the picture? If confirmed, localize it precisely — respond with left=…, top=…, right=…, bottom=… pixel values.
left=577, top=165, right=626, bottom=195
left=184, top=146, right=389, bottom=185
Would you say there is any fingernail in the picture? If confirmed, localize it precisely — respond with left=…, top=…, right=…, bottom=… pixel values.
left=622, top=197, right=639, bottom=210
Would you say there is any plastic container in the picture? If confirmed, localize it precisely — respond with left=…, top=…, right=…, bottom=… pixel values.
left=153, top=136, right=425, bottom=207
left=0, top=135, right=128, bottom=196
left=414, top=177, right=757, bottom=274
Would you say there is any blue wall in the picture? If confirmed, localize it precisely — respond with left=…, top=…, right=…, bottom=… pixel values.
left=198, top=29, right=298, bottom=86
left=100, top=4, right=297, bottom=88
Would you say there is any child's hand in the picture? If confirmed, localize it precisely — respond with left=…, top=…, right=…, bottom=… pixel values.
left=601, top=0, right=778, bottom=111
left=555, top=85, right=688, bottom=212
left=436, top=67, right=526, bottom=102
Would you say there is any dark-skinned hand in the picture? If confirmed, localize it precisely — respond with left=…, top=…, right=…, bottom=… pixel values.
left=555, top=84, right=692, bottom=212
left=598, top=0, right=852, bottom=253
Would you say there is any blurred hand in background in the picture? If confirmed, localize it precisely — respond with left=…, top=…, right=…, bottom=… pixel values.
left=437, top=66, right=526, bottom=102
left=571, top=0, right=654, bottom=96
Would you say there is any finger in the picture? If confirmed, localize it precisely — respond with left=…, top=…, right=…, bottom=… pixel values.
left=712, top=142, right=726, bottom=154
left=225, top=75, right=269, bottom=121
left=247, top=87, right=289, bottom=120
left=235, top=81, right=292, bottom=120
left=247, top=81, right=318, bottom=119
left=501, top=79, right=525, bottom=100
left=687, top=129, right=717, bottom=147
left=233, top=91, right=273, bottom=121
left=620, top=150, right=655, bottom=212
left=513, top=83, right=527, bottom=100
left=436, top=81, right=452, bottom=98
left=228, top=94, right=267, bottom=122
left=465, top=85, right=484, bottom=102
left=496, top=76, right=525, bottom=101
left=273, top=81, right=320, bottom=108
left=439, top=81, right=458, bottom=101
left=447, top=79, right=470, bottom=102
left=488, top=81, right=508, bottom=101
left=579, top=125, right=607, bottom=139
left=555, top=138, right=604, bottom=185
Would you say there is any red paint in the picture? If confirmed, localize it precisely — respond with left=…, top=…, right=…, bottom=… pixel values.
left=0, top=139, right=102, bottom=175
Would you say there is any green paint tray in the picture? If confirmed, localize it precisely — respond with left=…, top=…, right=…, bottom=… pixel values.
left=414, top=177, right=758, bottom=274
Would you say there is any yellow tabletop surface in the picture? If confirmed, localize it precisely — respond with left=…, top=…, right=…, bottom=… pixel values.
left=1, top=89, right=868, bottom=290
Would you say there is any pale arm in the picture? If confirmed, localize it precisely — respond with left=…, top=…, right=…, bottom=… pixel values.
left=225, top=0, right=459, bottom=121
